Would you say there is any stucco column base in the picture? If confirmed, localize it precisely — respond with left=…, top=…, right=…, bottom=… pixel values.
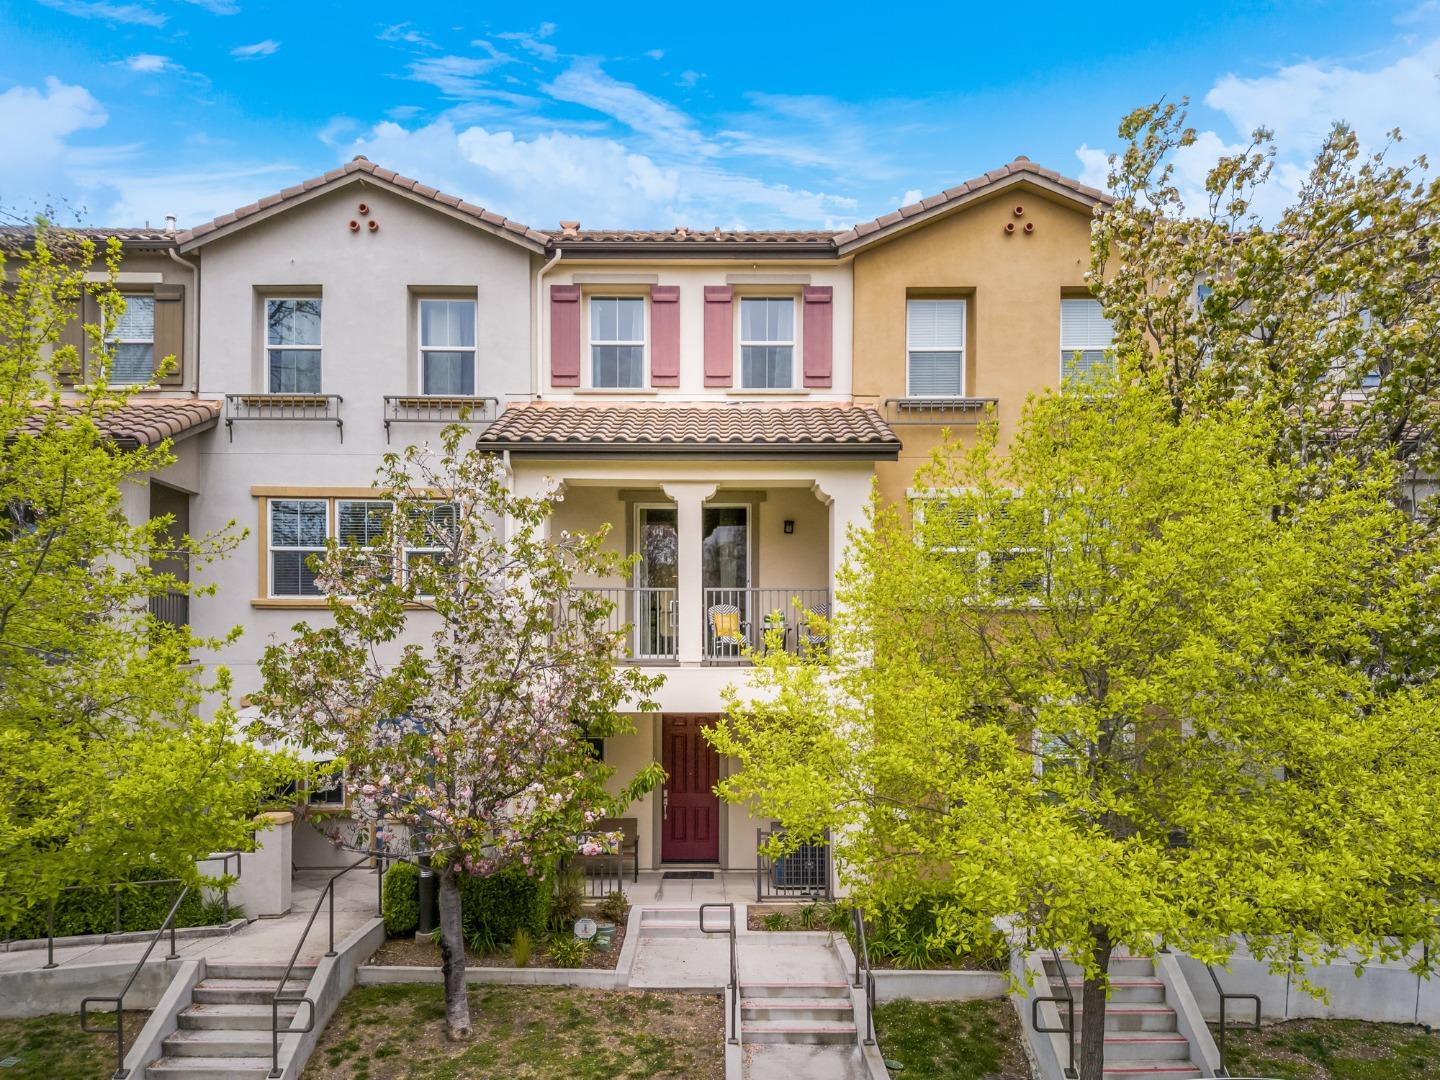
left=231, top=810, right=294, bottom=917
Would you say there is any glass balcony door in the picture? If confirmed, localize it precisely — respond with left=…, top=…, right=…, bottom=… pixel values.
left=702, top=505, right=750, bottom=657
left=635, top=506, right=678, bottom=659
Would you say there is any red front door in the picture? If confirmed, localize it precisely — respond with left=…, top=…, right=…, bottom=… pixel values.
left=661, top=715, right=720, bottom=862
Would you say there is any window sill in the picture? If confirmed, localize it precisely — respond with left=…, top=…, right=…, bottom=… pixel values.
left=572, top=387, right=660, bottom=396
left=251, top=597, right=438, bottom=610
left=724, top=388, right=809, bottom=397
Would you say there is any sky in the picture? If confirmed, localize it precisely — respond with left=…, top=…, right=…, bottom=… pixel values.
left=1, top=1, right=1439, bottom=232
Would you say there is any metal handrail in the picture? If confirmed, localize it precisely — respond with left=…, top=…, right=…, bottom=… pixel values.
left=1207, top=963, right=1261, bottom=1077
left=850, top=907, right=876, bottom=1046
left=79, top=883, right=191, bottom=1079
left=699, top=903, right=737, bottom=1046
left=1030, top=947, right=1077, bottom=1078
left=268, top=855, right=375, bottom=1078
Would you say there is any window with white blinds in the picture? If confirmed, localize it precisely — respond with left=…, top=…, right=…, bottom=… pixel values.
left=269, top=499, right=328, bottom=597
left=1060, top=299, right=1114, bottom=381
left=907, top=299, right=966, bottom=397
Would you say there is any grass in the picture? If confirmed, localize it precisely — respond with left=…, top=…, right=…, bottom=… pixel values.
left=0, top=1011, right=150, bottom=1080
left=872, top=998, right=1032, bottom=1079
left=1216, top=1018, right=1440, bottom=1079
left=302, top=983, right=724, bottom=1080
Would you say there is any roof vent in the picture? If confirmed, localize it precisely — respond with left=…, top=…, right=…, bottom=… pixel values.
left=674, top=225, right=689, bottom=238
left=559, top=220, right=580, bottom=237
left=164, top=214, right=177, bottom=234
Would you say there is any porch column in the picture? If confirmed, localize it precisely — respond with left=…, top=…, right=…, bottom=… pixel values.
left=662, top=481, right=717, bottom=665
left=812, top=473, right=871, bottom=621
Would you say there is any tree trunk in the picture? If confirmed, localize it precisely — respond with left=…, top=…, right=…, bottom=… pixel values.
left=1078, top=929, right=1113, bottom=1080
left=437, top=869, right=471, bottom=1040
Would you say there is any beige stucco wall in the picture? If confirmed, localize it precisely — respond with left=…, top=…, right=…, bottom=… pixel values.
left=851, top=182, right=1098, bottom=505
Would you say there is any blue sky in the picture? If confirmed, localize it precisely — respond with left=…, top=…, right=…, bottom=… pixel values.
left=2, top=0, right=1438, bottom=231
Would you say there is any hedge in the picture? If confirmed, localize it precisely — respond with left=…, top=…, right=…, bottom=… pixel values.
left=382, top=860, right=420, bottom=937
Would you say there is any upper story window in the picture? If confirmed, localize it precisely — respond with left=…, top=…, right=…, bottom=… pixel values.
left=740, top=297, right=794, bottom=389
left=590, top=296, right=646, bottom=388
left=420, top=299, right=476, bottom=395
left=906, top=299, right=966, bottom=397
left=1060, top=298, right=1115, bottom=381
left=266, top=298, right=322, bottom=393
left=269, top=498, right=328, bottom=597
left=107, top=295, right=155, bottom=386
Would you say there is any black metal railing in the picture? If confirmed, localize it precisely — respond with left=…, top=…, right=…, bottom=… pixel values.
left=700, top=903, right=737, bottom=1045
left=574, top=586, right=678, bottom=661
left=851, top=907, right=876, bottom=1046
left=382, top=395, right=499, bottom=443
left=1207, top=963, right=1261, bottom=1077
left=1031, top=947, right=1077, bottom=1079
left=147, top=589, right=189, bottom=629
left=268, top=854, right=379, bottom=1078
left=882, top=396, right=998, bottom=426
left=756, top=827, right=832, bottom=901
left=225, top=393, right=344, bottom=442
left=704, top=587, right=829, bottom=662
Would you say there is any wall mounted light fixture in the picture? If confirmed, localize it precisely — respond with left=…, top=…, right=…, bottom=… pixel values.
left=784, top=520, right=795, bottom=534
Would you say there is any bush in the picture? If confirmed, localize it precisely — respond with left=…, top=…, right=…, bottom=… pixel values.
left=4, top=867, right=211, bottom=942
left=861, top=896, right=1006, bottom=971
left=597, top=890, right=630, bottom=925
left=761, top=911, right=790, bottom=932
left=381, top=860, right=420, bottom=937
left=547, top=864, right=585, bottom=933
left=547, top=934, right=591, bottom=968
left=459, top=866, right=549, bottom=946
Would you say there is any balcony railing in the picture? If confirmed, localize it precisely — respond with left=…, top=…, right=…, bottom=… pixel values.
left=224, top=393, right=344, bottom=442
left=574, top=586, right=679, bottom=662
left=703, top=587, right=829, bottom=662
left=148, top=588, right=189, bottom=629
left=382, top=395, right=500, bottom=443
left=882, top=396, right=997, bottom=426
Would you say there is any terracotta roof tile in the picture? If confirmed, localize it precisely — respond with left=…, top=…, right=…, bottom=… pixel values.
left=20, top=399, right=222, bottom=448
left=549, top=228, right=835, bottom=246
left=478, top=402, right=900, bottom=456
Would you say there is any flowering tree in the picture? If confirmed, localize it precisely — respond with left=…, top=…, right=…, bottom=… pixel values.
left=253, top=425, right=663, bottom=1038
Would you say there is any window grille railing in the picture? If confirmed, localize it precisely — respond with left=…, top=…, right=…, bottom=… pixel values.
left=225, top=394, right=344, bottom=442
left=382, top=395, right=500, bottom=443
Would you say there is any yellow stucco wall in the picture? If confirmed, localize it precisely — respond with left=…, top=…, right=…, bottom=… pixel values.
left=851, top=182, right=1099, bottom=505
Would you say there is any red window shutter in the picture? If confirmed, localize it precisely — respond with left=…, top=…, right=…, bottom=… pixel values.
left=703, top=286, right=733, bottom=387
left=803, top=286, right=833, bottom=388
left=550, top=284, right=581, bottom=387
left=650, top=285, right=680, bottom=386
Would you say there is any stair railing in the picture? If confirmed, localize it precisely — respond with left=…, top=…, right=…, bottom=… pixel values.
left=79, top=884, right=192, bottom=1079
left=1030, top=947, right=1078, bottom=1079
left=1206, top=963, right=1261, bottom=1077
left=850, top=907, right=876, bottom=1046
left=699, top=902, right=738, bottom=1045
left=268, top=854, right=376, bottom=1078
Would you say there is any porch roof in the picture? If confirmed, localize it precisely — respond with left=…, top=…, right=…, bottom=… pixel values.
left=21, top=398, right=222, bottom=449
left=477, top=401, right=901, bottom=459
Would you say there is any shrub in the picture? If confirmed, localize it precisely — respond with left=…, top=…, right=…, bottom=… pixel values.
left=381, top=860, right=420, bottom=937
left=597, top=890, right=630, bottom=925
left=547, top=934, right=591, bottom=968
left=511, top=928, right=533, bottom=968
left=861, top=896, right=1007, bottom=971
left=761, top=911, right=790, bottom=932
left=4, top=867, right=209, bottom=941
left=460, top=865, right=550, bottom=946
left=547, top=863, right=585, bottom=933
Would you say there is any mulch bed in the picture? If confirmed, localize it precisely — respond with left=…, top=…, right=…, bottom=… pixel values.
left=367, top=919, right=626, bottom=971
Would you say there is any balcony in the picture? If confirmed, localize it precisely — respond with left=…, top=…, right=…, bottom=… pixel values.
left=576, top=585, right=829, bottom=664
left=382, top=395, right=499, bottom=443
left=224, top=393, right=344, bottom=442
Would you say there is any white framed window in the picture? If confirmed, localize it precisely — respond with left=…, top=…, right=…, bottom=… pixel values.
left=266, top=298, right=322, bottom=393
left=906, top=298, right=966, bottom=397
left=589, top=296, right=646, bottom=389
left=910, top=489, right=1047, bottom=604
left=739, top=297, right=795, bottom=389
left=269, top=498, right=329, bottom=597
left=106, top=294, right=155, bottom=386
left=1060, top=298, right=1114, bottom=381
left=419, top=299, right=476, bottom=395
left=404, top=501, right=458, bottom=583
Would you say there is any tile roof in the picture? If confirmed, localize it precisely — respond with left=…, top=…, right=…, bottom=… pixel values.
left=20, top=398, right=222, bottom=448
left=174, top=156, right=550, bottom=250
left=833, top=155, right=1111, bottom=249
left=550, top=227, right=836, bottom=246
left=0, top=226, right=178, bottom=249
left=478, top=401, right=901, bottom=456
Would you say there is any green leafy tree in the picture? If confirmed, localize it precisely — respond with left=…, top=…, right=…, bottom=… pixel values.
left=0, top=224, right=289, bottom=929
left=707, top=375, right=1440, bottom=1079
left=253, top=425, right=663, bottom=1039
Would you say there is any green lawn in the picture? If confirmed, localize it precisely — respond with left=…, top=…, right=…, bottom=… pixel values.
left=0, top=1011, right=149, bottom=1080
left=1217, top=1019, right=1440, bottom=1079
left=872, top=998, right=1032, bottom=1079
left=302, top=983, right=723, bottom=1080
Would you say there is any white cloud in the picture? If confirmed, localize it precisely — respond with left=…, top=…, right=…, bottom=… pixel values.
left=81, top=163, right=298, bottom=227
left=544, top=61, right=712, bottom=155
left=124, top=53, right=173, bottom=73
left=180, top=0, right=239, bottom=13
left=900, top=188, right=922, bottom=206
left=645, top=49, right=664, bottom=61
left=407, top=49, right=512, bottom=97
left=678, top=70, right=701, bottom=88
left=344, top=119, right=857, bottom=230
left=1074, top=144, right=1108, bottom=190
left=380, top=23, right=433, bottom=47
left=38, top=0, right=165, bottom=26
left=318, top=116, right=358, bottom=147
left=231, top=40, right=280, bottom=59
left=496, top=30, right=558, bottom=61
left=0, top=77, right=109, bottom=181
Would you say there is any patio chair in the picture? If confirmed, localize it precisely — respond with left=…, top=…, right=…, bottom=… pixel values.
left=707, top=603, right=749, bottom=658
left=801, top=600, right=830, bottom=651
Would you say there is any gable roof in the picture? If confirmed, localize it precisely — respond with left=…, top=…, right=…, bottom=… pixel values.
left=174, top=156, right=549, bottom=253
left=21, top=399, right=221, bottom=449
left=833, top=155, right=1111, bottom=255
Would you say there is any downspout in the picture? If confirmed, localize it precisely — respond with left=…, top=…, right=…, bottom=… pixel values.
left=533, top=246, right=562, bottom=399
left=166, top=247, right=200, bottom=397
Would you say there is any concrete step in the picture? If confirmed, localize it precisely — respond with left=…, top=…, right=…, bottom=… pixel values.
left=146, top=1056, right=273, bottom=1079
left=742, top=998, right=855, bottom=1022
left=205, top=962, right=315, bottom=980
left=1075, top=1034, right=1192, bottom=1061
left=191, top=978, right=307, bottom=1005
left=178, top=1003, right=300, bottom=1031
left=162, top=1029, right=273, bottom=1058
left=1100, top=1064, right=1201, bottom=1079
left=741, top=1019, right=858, bottom=1045
left=1071, top=1004, right=1178, bottom=1032
left=1091, top=977, right=1166, bottom=1004
left=740, top=980, right=852, bottom=999
left=1045, top=955, right=1156, bottom=979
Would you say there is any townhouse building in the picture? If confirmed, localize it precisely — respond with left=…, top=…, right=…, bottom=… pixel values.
left=40, top=153, right=1113, bottom=878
